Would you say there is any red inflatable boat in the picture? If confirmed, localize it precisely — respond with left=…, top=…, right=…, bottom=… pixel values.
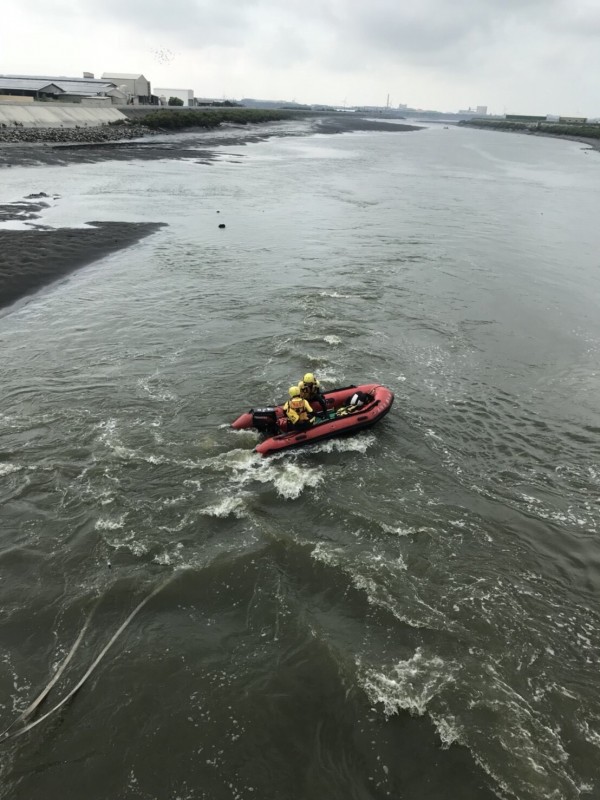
left=231, top=383, right=394, bottom=455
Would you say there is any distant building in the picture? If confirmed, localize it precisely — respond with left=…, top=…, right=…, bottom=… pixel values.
left=240, top=98, right=303, bottom=109
left=505, top=114, right=547, bottom=123
left=101, top=72, right=153, bottom=104
left=0, top=73, right=126, bottom=105
left=155, top=88, right=194, bottom=107
left=558, top=116, right=587, bottom=124
left=476, top=105, right=487, bottom=116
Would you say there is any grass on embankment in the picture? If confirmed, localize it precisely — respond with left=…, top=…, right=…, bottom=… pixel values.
left=119, top=107, right=295, bottom=131
left=459, top=118, right=600, bottom=140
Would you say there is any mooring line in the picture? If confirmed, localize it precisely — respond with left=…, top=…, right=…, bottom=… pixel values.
left=0, top=572, right=177, bottom=744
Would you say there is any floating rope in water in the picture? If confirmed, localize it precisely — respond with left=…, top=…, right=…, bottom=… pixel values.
left=0, top=573, right=177, bottom=744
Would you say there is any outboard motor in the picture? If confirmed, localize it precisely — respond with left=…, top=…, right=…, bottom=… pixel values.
left=252, top=407, right=278, bottom=434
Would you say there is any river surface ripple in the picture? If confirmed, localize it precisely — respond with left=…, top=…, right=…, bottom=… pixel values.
left=1, top=124, right=600, bottom=800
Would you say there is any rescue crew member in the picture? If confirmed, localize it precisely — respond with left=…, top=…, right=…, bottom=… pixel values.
left=298, top=372, right=327, bottom=416
left=283, top=386, right=315, bottom=430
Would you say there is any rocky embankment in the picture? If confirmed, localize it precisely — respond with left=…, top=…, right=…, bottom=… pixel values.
left=0, top=123, right=155, bottom=144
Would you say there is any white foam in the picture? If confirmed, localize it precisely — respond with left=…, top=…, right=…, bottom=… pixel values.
left=311, top=433, right=376, bottom=454
left=270, top=463, right=323, bottom=499
left=0, top=463, right=22, bottom=476
left=153, top=552, right=173, bottom=565
left=323, top=335, right=342, bottom=345
left=361, top=648, right=455, bottom=716
left=238, top=456, right=323, bottom=500
left=205, top=448, right=324, bottom=500
left=99, top=526, right=147, bottom=557
left=137, top=373, right=177, bottom=402
left=311, top=541, right=339, bottom=568
left=518, top=492, right=597, bottom=532
left=576, top=718, right=600, bottom=749
left=160, top=494, right=188, bottom=508
left=318, top=290, right=352, bottom=298
left=430, top=712, right=463, bottom=749
left=157, top=509, right=200, bottom=533
left=203, top=448, right=263, bottom=473
left=395, top=554, right=408, bottom=571
left=95, top=514, right=127, bottom=531
left=380, top=522, right=417, bottom=537
left=201, top=495, right=248, bottom=518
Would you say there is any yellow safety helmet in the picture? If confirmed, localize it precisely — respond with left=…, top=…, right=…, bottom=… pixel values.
left=288, top=385, right=301, bottom=397
left=303, top=372, right=315, bottom=384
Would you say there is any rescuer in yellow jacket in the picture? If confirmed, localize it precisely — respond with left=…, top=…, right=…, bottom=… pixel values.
left=283, top=386, right=314, bottom=429
left=298, top=372, right=327, bottom=416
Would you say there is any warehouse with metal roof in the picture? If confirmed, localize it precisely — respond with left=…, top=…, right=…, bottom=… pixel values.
left=0, top=74, right=128, bottom=105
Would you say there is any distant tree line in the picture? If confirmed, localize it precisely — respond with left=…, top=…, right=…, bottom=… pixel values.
left=459, top=118, right=600, bottom=140
left=196, top=100, right=242, bottom=107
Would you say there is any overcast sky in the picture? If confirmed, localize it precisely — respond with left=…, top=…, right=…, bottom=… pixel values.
left=2, top=0, right=599, bottom=116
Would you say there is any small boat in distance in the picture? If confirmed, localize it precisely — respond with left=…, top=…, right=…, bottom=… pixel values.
left=231, top=383, right=394, bottom=455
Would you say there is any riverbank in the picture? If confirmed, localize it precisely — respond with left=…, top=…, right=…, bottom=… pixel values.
left=531, top=131, right=600, bottom=153
left=0, top=114, right=421, bottom=168
left=459, top=119, right=600, bottom=154
left=0, top=124, right=158, bottom=145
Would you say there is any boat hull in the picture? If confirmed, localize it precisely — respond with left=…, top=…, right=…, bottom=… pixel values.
left=231, top=383, right=394, bottom=455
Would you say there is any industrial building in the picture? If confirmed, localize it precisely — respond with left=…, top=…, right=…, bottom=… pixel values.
left=0, top=73, right=127, bottom=105
left=558, top=116, right=588, bottom=124
left=459, top=106, right=488, bottom=116
left=507, top=114, right=589, bottom=124
left=154, top=88, right=195, bottom=106
left=101, top=73, right=153, bottom=104
left=504, top=114, right=547, bottom=123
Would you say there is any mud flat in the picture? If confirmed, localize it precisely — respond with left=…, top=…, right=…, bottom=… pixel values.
left=0, top=219, right=164, bottom=311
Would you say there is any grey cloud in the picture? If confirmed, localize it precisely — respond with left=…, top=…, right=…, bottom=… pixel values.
left=303, top=0, right=568, bottom=70
left=17, top=0, right=600, bottom=79
left=25, top=0, right=263, bottom=47
left=21, top=0, right=568, bottom=53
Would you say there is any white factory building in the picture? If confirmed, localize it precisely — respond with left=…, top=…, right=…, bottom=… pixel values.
left=155, top=88, right=195, bottom=107
left=101, top=73, right=153, bottom=104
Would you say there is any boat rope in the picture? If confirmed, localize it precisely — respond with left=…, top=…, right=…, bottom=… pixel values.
left=0, top=572, right=178, bottom=745
left=0, top=605, right=97, bottom=741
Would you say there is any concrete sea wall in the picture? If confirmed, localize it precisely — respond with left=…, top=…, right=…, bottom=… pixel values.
left=0, top=103, right=128, bottom=128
